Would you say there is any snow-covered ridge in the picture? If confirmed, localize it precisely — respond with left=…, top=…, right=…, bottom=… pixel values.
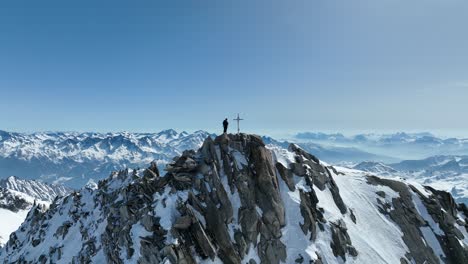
left=0, top=176, right=70, bottom=203
left=0, top=129, right=215, bottom=188
left=0, top=177, right=70, bottom=247
left=1, top=134, right=466, bottom=263
left=0, top=129, right=212, bottom=161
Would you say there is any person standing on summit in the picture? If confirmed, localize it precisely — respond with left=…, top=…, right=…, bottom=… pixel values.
left=223, top=118, right=229, bottom=134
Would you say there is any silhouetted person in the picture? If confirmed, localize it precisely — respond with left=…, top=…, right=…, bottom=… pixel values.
left=223, top=118, right=229, bottom=133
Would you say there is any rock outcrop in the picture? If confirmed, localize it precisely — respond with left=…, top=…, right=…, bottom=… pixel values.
left=0, top=188, right=30, bottom=212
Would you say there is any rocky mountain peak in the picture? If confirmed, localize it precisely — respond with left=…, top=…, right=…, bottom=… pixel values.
left=1, top=133, right=467, bottom=263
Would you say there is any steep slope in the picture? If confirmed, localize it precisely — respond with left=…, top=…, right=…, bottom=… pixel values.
left=0, top=177, right=70, bottom=246
left=0, top=130, right=215, bottom=188
left=353, top=156, right=468, bottom=204
left=1, top=134, right=467, bottom=263
left=0, top=176, right=70, bottom=203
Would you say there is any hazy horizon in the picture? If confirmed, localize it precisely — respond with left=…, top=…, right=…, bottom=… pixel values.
left=2, top=127, right=468, bottom=140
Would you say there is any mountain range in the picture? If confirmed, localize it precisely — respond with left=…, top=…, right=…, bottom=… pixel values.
left=353, top=155, right=468, bottom=204
left=2, top=130, right=467, bottom=203
left=0, top=130, right=395, bottom=189
left=294, top=132, right=468, bottom=160
left=0, top=133, right=466, bottom=263
left=0, top=130, right=215, bottom=188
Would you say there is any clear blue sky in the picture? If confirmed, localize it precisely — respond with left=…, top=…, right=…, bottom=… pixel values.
left=1, top=0, right=468, bottom=136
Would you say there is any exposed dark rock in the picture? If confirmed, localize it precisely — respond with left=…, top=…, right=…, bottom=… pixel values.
left=327, top=169, right=347, bottom=214
left=366, top=176, right=443, bottom=264
left=312, top=253, right=324, bottom=264
left=173, top=215, right=192, bottom=230
left=290, top=162, right=307, bottom=176
left=54, top=221, right=73, bottom=239
left=143, top=161, right=160, bottom=179
left=239, top=207, right=260, bottom=245
left=310, top=169, right=328, bottom=191
left=298, top=189, right=324, bottom=240
left=411, top=186, right=468, bottom=264
left=348, top=245, right=358, bottom=257
left=288, top=144, right=320, bottom=164
left=376, top=191, right=386, bottom=198
left=330, top=220, right=357, bottom=261
left=249, top=144, right=285, bottom=228
left=295, top=254, right=304, bottom=263
left=458, top=203, right=468, bottom=218
left=327, top=166, right=344, bottom=175
left=349, top=209, right=357, bottom=224
left=276, top=162, right=295, bottom=191
left=0, top=187, right=30, bottom=212
left=233, top=229, right=247, bottom=258
left=425, top=186, right=458, bottom=218
left=400, top=257, right=410, bottom=264
left=205, top=202, right=241, bottom=264
left=258, top=238, right=287, bottom=264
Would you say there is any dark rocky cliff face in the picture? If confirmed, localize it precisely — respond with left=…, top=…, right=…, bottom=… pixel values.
left=0, top=188, right=30, bottom=212
left=1, top=134, right=467, bottom=264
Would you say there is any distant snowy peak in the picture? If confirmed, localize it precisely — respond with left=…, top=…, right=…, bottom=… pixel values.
left=0, top=176, right=70, bottom=203
left=294, top=131, right=459, bottom=145
left=295, top=132, right=346, bottom=141
left=391, top=155, right=468, bottom=172
left=155, top=129, right=180, bottom=142
left=353, top=161, right=398, bottom=176
left=0, top=129, right=215, bottom=161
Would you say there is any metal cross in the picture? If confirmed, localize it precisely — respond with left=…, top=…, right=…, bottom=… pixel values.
left=233, top=113, right=244, bottom=134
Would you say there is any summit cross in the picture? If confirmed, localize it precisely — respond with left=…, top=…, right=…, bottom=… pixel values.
left=233, top=113, right=244, bottom=134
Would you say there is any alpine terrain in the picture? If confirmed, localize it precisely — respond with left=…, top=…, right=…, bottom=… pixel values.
left=0, top=134, right=467, bottom=263
left=0, top=130, right=215, bottom=188
left=353, top=156, right=468, bottom=205
left=0, top=176, right=70, bottom=246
